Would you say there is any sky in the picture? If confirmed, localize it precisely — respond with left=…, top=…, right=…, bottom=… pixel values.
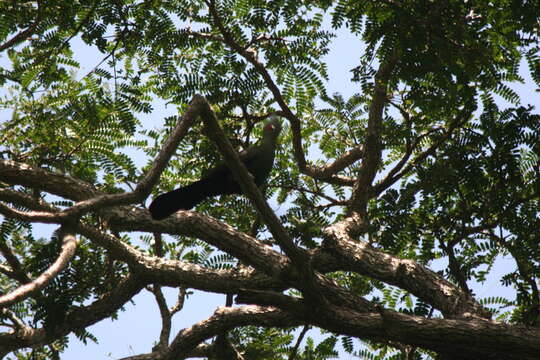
left=0, top=11, right=539, bottom=360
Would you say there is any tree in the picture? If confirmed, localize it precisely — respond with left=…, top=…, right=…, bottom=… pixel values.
left=0, top=0, right=539, bottom=359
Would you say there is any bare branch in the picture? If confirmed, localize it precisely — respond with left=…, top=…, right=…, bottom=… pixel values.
left=312, top=303, right=540, bottom=360
left=0, top=226, right=78, bottom=308
left=0, top=170, right=491, bottom=321
left=150, top=286, right=172, bottom=350
left=322, top=218, right=490, bottom=319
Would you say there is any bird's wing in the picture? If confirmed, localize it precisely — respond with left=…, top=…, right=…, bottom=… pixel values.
left=238, top=143, right=260, bottom=162
left=200, top=162, right=229, bottom=179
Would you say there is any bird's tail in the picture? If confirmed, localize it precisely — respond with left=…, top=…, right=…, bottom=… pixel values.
left=149, top=178, right=219, bottom=220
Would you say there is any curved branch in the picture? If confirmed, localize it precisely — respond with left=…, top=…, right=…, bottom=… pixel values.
left=0, top=160, right=98, bottom=201
left=76, top=222, right=286, bottom=295
left=109, top=206, right=290, bottom=278
left=164, top=305, right=302, bottom=360
left=321, top=218, right=490, bottom=319
left=150, top=285, right=172, bottom=350
left=0, top=226, right=78, bottom=308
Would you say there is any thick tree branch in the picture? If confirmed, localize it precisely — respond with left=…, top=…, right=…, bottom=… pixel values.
left=76, top=223, right=285, bottom=295
left=0, top=160, right=98, bottom=201
left=313, top=303, right=540, bottom=360
left=235, top=290, right=539, bottom=360
left=109, top=206, right=291, bottom=279
left=322, top=219, right=490, bottom=319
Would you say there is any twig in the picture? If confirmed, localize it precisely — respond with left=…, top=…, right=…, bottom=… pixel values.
left=288, top=325, right=310, bottom=360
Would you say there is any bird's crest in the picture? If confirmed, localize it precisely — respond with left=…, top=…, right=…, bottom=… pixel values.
left=263, top=116, right=282, bottom=134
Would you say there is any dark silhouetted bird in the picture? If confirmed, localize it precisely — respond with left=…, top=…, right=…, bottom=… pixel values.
left=149, top=117, right=282, bottom=220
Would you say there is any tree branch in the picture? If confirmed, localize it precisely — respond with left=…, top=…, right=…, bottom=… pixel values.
left=0, top=226, right=78, bottom=308
left=76, top=222, right=285, bottom=295
left=373, top=104, right=474, bottom=195
left=350, top=53, right=399, bottom=214
left=322, top=219, right=490, bottom=319
left=0, top=18, right=41, bottom=52
left=150, top=285, right=172, bottom=350
left=164, top=305, right=302, bottom=360
left=196, top=95, right=325, bottom=303
left=0, top=275, right=143, bottom=355
left=204, top=1, right=356, bottom=186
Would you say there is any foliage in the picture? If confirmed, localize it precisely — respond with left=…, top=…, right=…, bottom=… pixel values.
left=0, top=0, right=538, bottom=359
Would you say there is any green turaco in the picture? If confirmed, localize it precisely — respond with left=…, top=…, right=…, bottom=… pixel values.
left=149, top=117, right=282, bottom=220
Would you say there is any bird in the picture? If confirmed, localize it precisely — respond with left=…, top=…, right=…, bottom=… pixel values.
left=149, top=117, right=282, bottom=220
